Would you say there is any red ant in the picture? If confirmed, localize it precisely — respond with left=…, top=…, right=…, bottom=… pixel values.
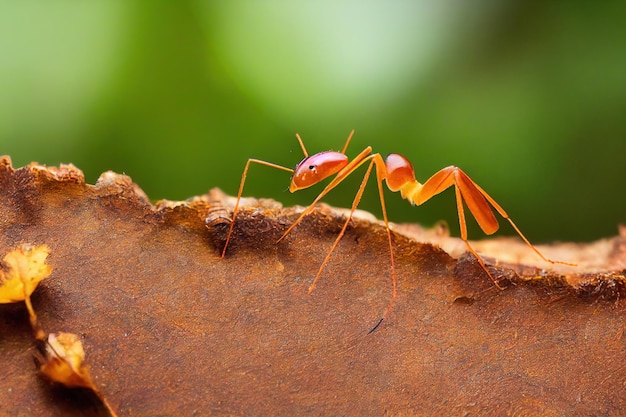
left=221, top=130, right=570, bottom=331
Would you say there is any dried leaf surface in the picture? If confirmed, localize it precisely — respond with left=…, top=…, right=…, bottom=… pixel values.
left=1, top=155, right=626, bottom=416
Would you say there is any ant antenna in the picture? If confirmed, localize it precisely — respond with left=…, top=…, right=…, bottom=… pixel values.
left=341, top=129, right=355, bottom=154
left=295, top=134, right=309, bottom=157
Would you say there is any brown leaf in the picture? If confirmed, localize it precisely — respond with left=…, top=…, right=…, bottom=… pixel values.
left=2, top=155, right=626, bottom=416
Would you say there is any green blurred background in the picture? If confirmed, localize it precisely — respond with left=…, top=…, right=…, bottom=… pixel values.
left=1, top=1, right=625, bottom=243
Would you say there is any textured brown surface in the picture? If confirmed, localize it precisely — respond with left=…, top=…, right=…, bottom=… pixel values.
left=1, top=155, right=626, bottom=416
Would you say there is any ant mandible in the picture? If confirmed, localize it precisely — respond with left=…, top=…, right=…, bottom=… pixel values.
left=220, top=130, right=568, bottom=332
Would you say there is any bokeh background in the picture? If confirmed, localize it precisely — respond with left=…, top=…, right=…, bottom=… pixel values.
left=1, top=1, right=625, bottom=243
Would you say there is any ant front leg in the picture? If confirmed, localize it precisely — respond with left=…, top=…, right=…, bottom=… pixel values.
left=221, top=159, right=294, bottom=258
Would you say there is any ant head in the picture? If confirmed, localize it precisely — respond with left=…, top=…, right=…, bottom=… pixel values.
left=290, top=151, right=348, bottom=192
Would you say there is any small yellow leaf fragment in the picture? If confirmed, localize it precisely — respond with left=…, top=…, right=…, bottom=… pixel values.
left=39, top=332, right=119, bottom=416
left=39, top=332, right=95, bottom=389
left=0, top=244, right=52, bottom=303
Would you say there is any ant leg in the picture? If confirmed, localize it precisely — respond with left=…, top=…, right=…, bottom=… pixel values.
left=303, top=155, right=398, bottom=333
left=454, top=170, right=575, bottom=267
left=454, top=183, right=505, bottom=289
left=307, top=159, right=376, bottom=294
left=368, top=155, right=397, bottom=333
left=221, top=159, right=294, bottom=258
